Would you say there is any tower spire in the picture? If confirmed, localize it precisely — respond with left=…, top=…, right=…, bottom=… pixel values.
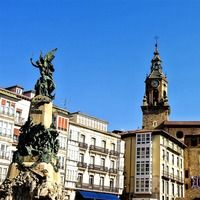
left=141, top=42, right=170, bottom=129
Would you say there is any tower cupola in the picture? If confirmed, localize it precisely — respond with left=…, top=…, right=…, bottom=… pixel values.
left=141, top=43, right=170, bottom=129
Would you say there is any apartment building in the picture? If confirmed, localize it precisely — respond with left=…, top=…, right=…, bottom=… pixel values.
left=69, top=112, right=124, bottom=200
left=122, top=130, right=186, bottom=200
left=0, top=85, right=124, bottom=200
left=0, top=86, right=32, bottom=183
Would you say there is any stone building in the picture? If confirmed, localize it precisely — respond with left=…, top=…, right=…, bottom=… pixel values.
left=122, top=43, right=200, bottom=200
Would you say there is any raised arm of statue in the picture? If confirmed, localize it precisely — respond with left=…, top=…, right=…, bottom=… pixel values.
left=30, top=58, right=39, bottom=68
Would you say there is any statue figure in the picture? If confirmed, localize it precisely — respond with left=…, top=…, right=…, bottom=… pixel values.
left=30, top=48, right=57, bottom=100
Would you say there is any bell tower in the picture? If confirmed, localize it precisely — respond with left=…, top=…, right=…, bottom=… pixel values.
left=141, top=43, right=170, bottom=129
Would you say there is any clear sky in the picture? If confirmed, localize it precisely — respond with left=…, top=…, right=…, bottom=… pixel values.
left=1, top=0, right=200, bottom=131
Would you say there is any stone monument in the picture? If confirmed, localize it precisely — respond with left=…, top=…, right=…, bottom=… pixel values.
left=0, top=49, right=65, bottom=200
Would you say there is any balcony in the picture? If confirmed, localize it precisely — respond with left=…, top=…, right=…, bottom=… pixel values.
left=14, top=117, right=25, bottom=126
left=109, top=168, right=118, bottom=174
left=79, top=142, right=88, bottom=150
left=88, top=164, right=108, bottom=173
left=166, top=143, right=182, bottom=155
left=109, top=150, right=119, bottom=157
left=0, top=132, right=12, bottom=139
left=77, top=161, right=87, bottom=169
left=0, top=108, right=14, bottom=118
left=89, top=145, right=109, bottom=155
left=162, top=171, right=184, bottom=183
left=76, top=182, right=119, bottom=193
left=0, top=151, right=10, bottom=160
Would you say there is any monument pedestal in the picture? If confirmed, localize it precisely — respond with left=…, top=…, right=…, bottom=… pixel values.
left=0, top=95, right=64, bottom=200
left=30, top=95, right=53, bottom=128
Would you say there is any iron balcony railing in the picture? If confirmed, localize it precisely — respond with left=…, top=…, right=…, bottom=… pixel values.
left=0, top=151, right=10, bottom=160
left=76, top=182, right=119, bottom=193
left=77, top=161, right=87, bottom=168
left=109, top=150, right=119, bottom=157
left=162, top=171, right=184, bottom=183
left=88, top=164, right=108, bottom=173
left=0, top=108, right=14, bottom=118
left=14, top=117, right=25, bottom=126
left=78, top=142, right=88, bottom=149
left=89, top=145, right=109, bottom=154
left=109, top=168, right=118, bottom=174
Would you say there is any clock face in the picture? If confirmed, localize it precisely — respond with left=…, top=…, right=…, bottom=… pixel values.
left=151, top=80, right=159, bottom=88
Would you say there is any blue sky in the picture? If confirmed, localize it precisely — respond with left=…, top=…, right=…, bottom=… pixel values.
left=1, top=0, right=200, bottom=131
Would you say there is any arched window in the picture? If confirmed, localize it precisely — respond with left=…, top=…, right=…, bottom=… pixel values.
left=153, top=89, right=159, bottom=105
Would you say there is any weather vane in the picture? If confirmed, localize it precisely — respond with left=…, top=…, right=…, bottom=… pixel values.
left=155, top=36, right=159, bottom=48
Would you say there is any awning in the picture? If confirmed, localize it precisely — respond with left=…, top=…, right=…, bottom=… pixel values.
left=79, top=191, right=120, bottom=200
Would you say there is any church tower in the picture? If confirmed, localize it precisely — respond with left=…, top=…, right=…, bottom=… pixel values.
left=141, top=43, right=170, bottom=129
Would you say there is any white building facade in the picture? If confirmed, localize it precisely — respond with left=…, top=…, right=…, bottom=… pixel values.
left=68, top=112, right=124, bottom=200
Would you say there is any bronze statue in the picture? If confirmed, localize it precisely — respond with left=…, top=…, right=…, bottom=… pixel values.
left=30, top=48, right=57, bottom=100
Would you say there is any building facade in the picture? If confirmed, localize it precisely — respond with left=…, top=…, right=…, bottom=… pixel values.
left=0, top=85, right=124, bottom=200
left=122, top=130, right=185, bottom=200
left=68, top=112, right=124, bottom=200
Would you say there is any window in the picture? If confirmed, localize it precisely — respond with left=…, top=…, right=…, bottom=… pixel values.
left=0, top=167, right=7, bottom=182
left=162, top=180, right=165, bottom=193
left=110, top=178, right=114, bottom=189
left=78, top=173, right=83, bottom=184
left=89, top=175, right=94, bottom=186
left=172, top=154, right=174, bottom=165
left=111, top=143, right=115, bottom=151
left=177, top=184, right=180, bottom=196
left=80, top=134, right=85, bottom=143
left=110, top=160, right=115, bottom=169
left=58, top=156, right=65, bottom=169
left=145, top=178, right=149, bottom=192
left=180, top=158, right=183, bottom=168
left=166, top=166, right=169, bottom=175
left=0, top=121, right=13, bottom=138
left=166, top=181, right=169, bottom=193
left=137, top=134, right=141, bottom=144
left=177, top=157, right=179, bottom=167
left=172, top=183, right=174, bottom=195
left=101, top=158, right=105, bottom=167
left=172, top=168, right=174, bottom=178
left=185, top=170, right=189, bottom=178
left=91, top=137, right=96, bottom=146
left=146, top=161, right=150, bottom=175
left=136, top=178, right=140, bottom=192
left=137, top=148, right=140, bottom=158
left=177, top=170, right=179, bottom=179
left=146, top=147, right=150, bottom=158
left=57, top=116, right=68, bottom=131
left=90, top=156, right=95, bottom=165
left=166, top=152, right=169, bottom=162
left=153, top=121, right=157, bottom=127
left=101, top=140, right=106, bottom=149
left=141, top=147, right=145, bottom=158
left=0, top=144, right=10, bottom=160
left=162, top=149, right=165, bottom=160
left=191, top=137, right=197, bottom=146
left=142, top=134, right=145, bottom=144
left=79, top=153, right=84, bottom=163
left=136, top=162, right=140, bottom=175
left=100, top=177, right=104, bottom=187
left=162, top=164, right=165, bottom=172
